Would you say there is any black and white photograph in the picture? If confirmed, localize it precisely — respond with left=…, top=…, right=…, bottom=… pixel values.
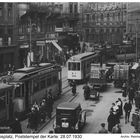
left=0, top=1, right=140, bottom=135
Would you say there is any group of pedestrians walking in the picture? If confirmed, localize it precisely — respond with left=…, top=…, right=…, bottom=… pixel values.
left=107, top=98, right=123, bottom=133
left=103, top=81, right=140, bottom=134
left=99, top=97, right=133, bottom=134
left=27, top=89, right=54, bottom=133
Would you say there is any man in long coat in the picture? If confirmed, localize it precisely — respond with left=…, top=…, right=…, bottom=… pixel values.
left=107, top=111, right=116, bottom=132
left=11, top=118, right=22, bottom=133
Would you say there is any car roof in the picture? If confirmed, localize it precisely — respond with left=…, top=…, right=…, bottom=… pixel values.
left=57, top=102, right=81, bottom=110
left=68, top=52, right=96, bottom=61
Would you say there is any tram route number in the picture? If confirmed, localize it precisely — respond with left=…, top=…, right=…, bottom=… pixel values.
left=60, top=135, right=82, bottom=139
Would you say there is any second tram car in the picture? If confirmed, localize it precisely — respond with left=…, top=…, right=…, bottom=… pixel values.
left=0, top=63, right=62, bottom=122
left=0, top=83, right=14, bottom=125
left=67, top=52, right=99, bottom=82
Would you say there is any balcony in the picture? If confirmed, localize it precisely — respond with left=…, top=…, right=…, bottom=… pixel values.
left=55, top=27, right=73, bottom=32
left=58, top=13, right=79, bottom=21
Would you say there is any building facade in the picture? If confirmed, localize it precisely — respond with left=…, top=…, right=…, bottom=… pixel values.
left=0, top=3, right=20, bottom=74
left=80, top=3, right=127, bottom=46
left=43, top=2, right=80, bottom=62
left=127, top=3, right=140, bottom=60
left=17, top=2, right=80, bottom=66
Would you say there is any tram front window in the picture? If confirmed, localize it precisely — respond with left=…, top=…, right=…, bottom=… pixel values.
left=15, top=86, right=20, bottom=97
left=68, top=62, right=80, bottom=71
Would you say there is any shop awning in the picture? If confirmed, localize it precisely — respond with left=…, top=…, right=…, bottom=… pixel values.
left=52, top=41, right=62, bottom=51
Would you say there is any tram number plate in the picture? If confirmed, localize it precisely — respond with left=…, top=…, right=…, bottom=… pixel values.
left=72, top=74, right=76, bottom=77
left=90, top=94, right=95, bottom=98
left=62, top=122, right=69, bottom=128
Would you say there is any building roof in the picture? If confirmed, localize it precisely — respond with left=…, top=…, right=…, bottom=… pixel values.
left=15, top=63, right=52, bottom=73
left=12, top=73, right=28, bottom=81
left=132, top=63, right=139, bottom=70
left=0, top=83, right=13, bottom=92
left=57, top=102, right=81, bottom=110
left=69, top=52, right=96, bottom=61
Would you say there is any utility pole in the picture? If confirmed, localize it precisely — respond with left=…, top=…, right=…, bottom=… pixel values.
left=135, top=18, right=138, bottom=62
left=27, top=17, right=33, bottom=67
left=29, top=17, right=32, bottom=65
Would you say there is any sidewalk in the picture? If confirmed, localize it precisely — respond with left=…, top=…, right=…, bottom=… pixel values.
left=120, top=100, right=136, bottom=133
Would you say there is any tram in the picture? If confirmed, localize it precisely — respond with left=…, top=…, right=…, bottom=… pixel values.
left=0, top=83, right=14, bottom=125
left=0, top=63, right=62, bottom=122
left=67, top=52, right=99, bottom=83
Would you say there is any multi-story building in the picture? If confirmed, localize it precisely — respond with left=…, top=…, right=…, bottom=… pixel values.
left=0, top=3, right=19, bottom=74
left=45, top=2, right=79, bottom=61
left=17, top=3, right=48, bottom=67
left=127, top=3, right=140, bottom=60
left=80, top=2, right=127, bottom=46
left=18, top=2, right=80, bottom=66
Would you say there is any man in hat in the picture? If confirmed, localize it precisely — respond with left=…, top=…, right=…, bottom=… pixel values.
left=132, top=108, right=140, bottom=133
left=98, top=123, right=108, bottom=133
left=11, top=117, right=22, bottom=133
left=124, top=100, right=132, bottom=124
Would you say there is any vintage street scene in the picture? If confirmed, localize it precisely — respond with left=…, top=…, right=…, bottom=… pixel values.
left=0, top=2, right=140, bottom=134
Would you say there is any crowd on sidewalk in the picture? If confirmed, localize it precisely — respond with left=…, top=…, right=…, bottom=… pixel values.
left=98, top=81, right=140, bottom=134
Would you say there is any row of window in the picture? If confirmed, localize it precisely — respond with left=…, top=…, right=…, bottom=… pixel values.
left=68, top=57, right=99, bottom=71
left=0, top=37, right=12, bottom=46
left=68, top=62, right=80, bottom=71
left=117, top=47, right=136, bottom=54
left=84, top=12, right=126, bottom=23
left=19, top=24, right=42, bottom=34
left=69, top=3, right=78, bottom=14
left=33, top=74, right=58, bottom=93
left=85, top=28, right=122, bottom=34
left=0, top=3, right=12, bottom=17
left=14, top=74, right=59, bottom=98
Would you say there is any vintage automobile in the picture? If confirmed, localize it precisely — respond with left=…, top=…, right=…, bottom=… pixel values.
left=83, top=84, right=100, bottom=100
left=53, top=102, right=86, bottom=133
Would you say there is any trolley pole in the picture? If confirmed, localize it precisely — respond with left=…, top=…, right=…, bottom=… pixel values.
left=136, top=32, right=138, bottom=62
left=29, top=18, right=32, bottom=66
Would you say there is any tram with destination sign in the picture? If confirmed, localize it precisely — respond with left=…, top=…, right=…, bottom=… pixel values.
left=0, top=63, right=62, bottom=123
left=67, top=52, right=100, bottom=83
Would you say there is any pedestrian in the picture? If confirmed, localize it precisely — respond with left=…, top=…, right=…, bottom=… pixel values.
left=49, top=130, right=54, bottom=133
left=83, top=82, right=90, bottom=100
left=98, top=123, right=108, bottom=133
left=124, top=100, right=132, bottom=124
left=47, top=89, right=54, bottom=119
left=117, top=98, right=123, bottom=117
left=10, top=117, right=22, bottom=133
left=33, top=101, right=39, bottom=111
left=71, top=80, right=76, bottom=96
left=128, top=87, right=135, bottom=104
left=135, top=91, right=140, bottom=109
left=28, top=107, right=39, bottom=133
left=107, top=111, right=116, bottom=132
left=122, top=82, right=127, bottom=99
left=40, top=99, right=47, bottom=123
left=112, top=124, right=122, bottom=133
left=132, top=108, right=140, bottom=133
